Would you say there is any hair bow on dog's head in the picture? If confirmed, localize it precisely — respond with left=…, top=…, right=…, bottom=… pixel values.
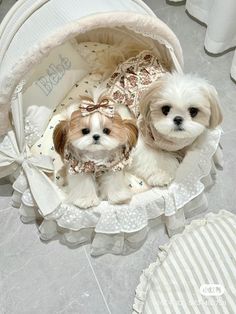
left=79, top=95, right=115, bottom=118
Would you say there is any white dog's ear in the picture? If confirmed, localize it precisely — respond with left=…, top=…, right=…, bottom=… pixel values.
left=140, top=80, right=165, bottom=117
left=205, top=85, right=223, bottom=129
left=138, top=80, right=165, bottom=136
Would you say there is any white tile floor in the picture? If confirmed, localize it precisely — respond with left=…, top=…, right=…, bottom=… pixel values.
left=0, top=0, right=236, bottom=313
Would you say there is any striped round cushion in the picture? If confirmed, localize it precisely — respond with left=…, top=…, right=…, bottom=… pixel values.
left=133, top=210, right=236, bottom=313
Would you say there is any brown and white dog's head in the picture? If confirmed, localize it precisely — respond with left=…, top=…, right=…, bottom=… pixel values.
left=139, top=72, right=222, bottom=141
left=53, top=109, right=138, bottom=157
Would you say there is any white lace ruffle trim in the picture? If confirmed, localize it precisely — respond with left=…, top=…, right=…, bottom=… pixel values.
left=4, top=128, right=222, bottom=255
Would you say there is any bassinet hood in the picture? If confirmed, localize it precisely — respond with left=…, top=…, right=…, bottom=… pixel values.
left=0, top=0, right=183, bottom=110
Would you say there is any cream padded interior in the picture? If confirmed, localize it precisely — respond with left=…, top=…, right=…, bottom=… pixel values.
left=30, top=73, right=149, bottom=193
left=30, top=42, right=149, bottom=193
left=23, top=40, right=115, bottom=146
left=30, top=42, right=111, bottom=172
left=22, top=26, right=174, bottom=148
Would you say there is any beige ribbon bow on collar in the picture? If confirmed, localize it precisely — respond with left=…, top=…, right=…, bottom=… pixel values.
left=79, top=95, right=115, bottom=118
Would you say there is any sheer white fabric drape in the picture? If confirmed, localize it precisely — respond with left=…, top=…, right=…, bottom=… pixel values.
left=169, top=0, right=236, bottom=80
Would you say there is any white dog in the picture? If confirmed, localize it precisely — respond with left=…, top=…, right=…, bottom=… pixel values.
left=130, top=72, right=223, bottom=186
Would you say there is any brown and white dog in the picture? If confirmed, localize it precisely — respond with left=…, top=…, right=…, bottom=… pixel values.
left=53, top=98, right=138, bottom=209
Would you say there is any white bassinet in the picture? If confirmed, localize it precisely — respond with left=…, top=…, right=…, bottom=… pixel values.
left=0, top=0, right=223, bottom=255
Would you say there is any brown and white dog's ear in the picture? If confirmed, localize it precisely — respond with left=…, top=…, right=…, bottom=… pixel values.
left=53, top=120, right=69, bottom=156
left=123, top=118, right=138, bottom=150
left=206, top=85, right=223, bottom=129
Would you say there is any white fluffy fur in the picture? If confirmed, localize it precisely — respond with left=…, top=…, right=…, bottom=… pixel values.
left=131, top=72, right=222, bottom=186
left=131, top=137, right=179, bottom=187
left=67, top=169, right=131, bottom=208
left=71, top=113, right=120, bottom=152
left=65, top=112, right=133, bottom=208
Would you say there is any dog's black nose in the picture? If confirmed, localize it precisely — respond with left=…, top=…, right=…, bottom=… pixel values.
left=173, top=116, right=183, bottom=126
left=93, top=134, right=100, bottom=141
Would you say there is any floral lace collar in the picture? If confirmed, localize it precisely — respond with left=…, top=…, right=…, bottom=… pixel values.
left=64, top=146, right=132, bottom=176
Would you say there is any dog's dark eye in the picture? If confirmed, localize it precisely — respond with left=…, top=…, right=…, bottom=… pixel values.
left=161, top=105, right=171, bottom=116
left=81, top=128, right=90, bottom=135
left=103, top=128, right=111, bottom=135
left=189, top=107, right=199, bottom=118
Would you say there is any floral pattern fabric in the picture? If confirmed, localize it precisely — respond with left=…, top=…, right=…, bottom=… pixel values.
left=64, top=146, right=132, bottom=176
left=107, top=51, right=167, bottom=117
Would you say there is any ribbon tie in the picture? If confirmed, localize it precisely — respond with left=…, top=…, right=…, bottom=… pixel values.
left=80, top=96, right=115, bottom=117
left=0, top=130, right=62, bottom=216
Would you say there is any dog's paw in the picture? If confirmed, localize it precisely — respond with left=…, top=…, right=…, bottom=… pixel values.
left=108, top=189, right=132, bottom=205
left=147, top=170, right=174, bottom=187
left=73, top=196, right=100, bottom=209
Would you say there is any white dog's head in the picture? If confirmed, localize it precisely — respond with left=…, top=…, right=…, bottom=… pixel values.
left=139, top=72, right=222, bottom=148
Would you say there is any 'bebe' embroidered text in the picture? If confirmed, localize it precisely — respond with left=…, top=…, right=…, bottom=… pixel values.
left=35, top=55, right=71, bottom=95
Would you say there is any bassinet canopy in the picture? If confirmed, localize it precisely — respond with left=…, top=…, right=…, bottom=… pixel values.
left=0, top=0, right=222, bottom=255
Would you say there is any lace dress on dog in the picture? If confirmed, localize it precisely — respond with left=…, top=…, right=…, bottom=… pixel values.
left=64, top=146, right=132, bottom=176
left=107, top=50, right=167, bottom=117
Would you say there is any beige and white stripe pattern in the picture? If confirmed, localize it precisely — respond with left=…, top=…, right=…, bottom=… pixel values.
left=133, top=210, right=236, bottom=313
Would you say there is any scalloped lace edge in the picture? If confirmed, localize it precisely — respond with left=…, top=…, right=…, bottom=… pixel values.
left=13, top=130, right=221, bottom=236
